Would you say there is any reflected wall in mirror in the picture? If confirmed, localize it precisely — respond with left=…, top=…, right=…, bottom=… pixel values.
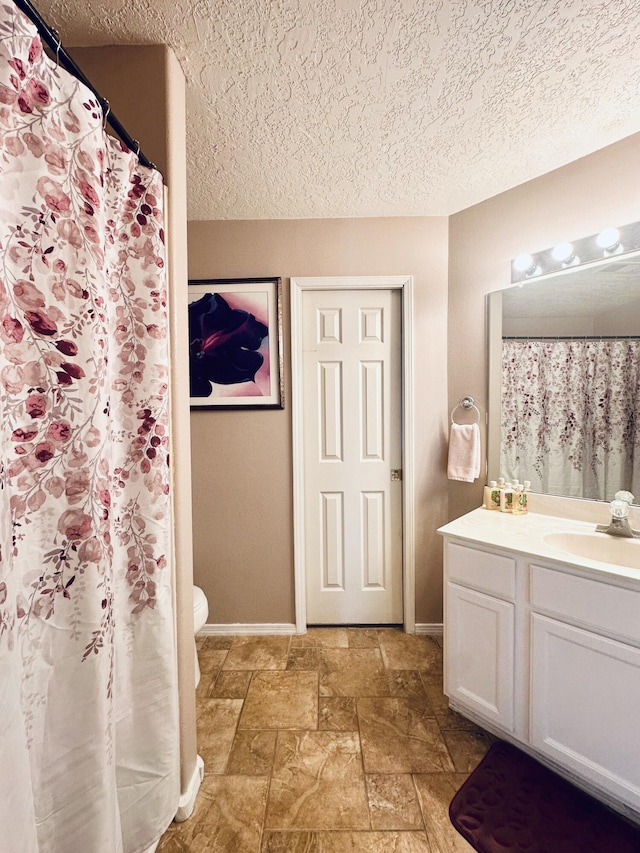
left=487, top=235, right=640, bottom=504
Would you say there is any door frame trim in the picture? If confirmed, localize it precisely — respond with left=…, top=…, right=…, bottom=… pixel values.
left=290, top=276, right=415, bottom=633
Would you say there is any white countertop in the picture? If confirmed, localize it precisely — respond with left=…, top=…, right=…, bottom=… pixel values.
left=438, top=506, right=640, bottom=583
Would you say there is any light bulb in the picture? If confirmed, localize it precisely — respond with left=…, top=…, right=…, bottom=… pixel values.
left=552, top=242, right=576, bottom=264
left=596, top=227, right=621, bottom=253
left=513, top=253, right=539, bottom=276
left=514, top=253, right=533, bottom=272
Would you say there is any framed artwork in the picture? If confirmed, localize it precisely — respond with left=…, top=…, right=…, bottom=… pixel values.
left=188, top=277, right=284, bottom=409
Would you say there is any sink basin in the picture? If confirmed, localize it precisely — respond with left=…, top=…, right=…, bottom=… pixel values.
left=544, top=531, right=640, bottom=570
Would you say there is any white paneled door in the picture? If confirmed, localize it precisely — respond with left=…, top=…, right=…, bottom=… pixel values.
left=302, top=289, right=403, bottom=624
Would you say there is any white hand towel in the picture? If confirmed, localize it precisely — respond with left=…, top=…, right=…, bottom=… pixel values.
left=447, top=423, right=481, bottom=483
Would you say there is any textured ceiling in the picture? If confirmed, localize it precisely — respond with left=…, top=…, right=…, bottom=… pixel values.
left=32, top=0, right=640, bottom=220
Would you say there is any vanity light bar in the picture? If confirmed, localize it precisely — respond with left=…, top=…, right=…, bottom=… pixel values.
left=511, top=220, right=640, bottom=284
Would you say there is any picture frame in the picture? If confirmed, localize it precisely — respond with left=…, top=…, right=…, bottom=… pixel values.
left=188, top=277, right=284, bottom=409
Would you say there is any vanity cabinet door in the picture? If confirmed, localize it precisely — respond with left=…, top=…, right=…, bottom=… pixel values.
left=531, top=614, right=640, bottom=811
left=445, top=582, right=515, bottom=732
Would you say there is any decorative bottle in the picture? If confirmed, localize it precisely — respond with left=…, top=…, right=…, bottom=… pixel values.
left=512, top=484, right=524, bottom=515
left=500, top=481, right=514, bottom=513
left=484, top=480, right=500, bottom=510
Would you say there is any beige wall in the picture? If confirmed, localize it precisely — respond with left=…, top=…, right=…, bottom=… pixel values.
left=72, top=45, right=197, bottom=799
left=448, top=132, right=640, bottom=524
left=190, top=131, right=640, bottom=629
left=188, top=217, right=450, bottom=626
left=70, top=46, right=169, bottom=172
left=70, top=50, right=640, bottom=641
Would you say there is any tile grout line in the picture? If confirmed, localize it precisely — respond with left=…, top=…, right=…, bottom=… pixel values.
left=260, top=633, right=293, bottom=849
left=260, top=635, right=295, bottom=847
left=360, top=629, right=382, bottom=832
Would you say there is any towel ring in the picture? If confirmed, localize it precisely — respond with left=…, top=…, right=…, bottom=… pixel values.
left=451, top=396, right=480, bottom=425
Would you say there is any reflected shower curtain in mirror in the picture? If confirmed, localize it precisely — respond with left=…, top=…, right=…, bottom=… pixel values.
left=501, top=339, right=640, bottom=501
left=0, top=5, right=178, bottom=852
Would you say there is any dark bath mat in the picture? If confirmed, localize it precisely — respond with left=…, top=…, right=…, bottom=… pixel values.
left=449, top=740, right=640, bottom=853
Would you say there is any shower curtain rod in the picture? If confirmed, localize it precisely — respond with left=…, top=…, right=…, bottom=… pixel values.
left=12, top=0, right=155, bottom=170
left=503, top=335, right=640, bottom=341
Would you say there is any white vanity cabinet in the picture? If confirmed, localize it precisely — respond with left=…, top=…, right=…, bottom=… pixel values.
left=440, top=512, right=640, bottom=821
left=529, top=565, right=640, bottom=811
left=444, top=542, right=516, bottom=733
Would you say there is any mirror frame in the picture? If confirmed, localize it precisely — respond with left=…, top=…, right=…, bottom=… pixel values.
left=486, top=221, right=640, bottom=502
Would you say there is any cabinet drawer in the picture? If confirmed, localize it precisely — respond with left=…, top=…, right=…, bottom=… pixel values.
left=446, top=542, right=516, bottom=600
left=530, top=564, right=640, bottom=645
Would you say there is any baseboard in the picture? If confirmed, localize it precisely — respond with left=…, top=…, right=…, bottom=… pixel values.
left=198, top=623, right=298, bottom=636
left=174, top=754, right=204, bottom=823
left=415, top=622, right=443, bottom=635
left=199, top=622, right=442, bottom=636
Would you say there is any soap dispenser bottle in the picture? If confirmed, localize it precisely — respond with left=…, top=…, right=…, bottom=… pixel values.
left=500, top=481, right=514, bottom=513
left=512, top=484, right=524, bottom=515
left=509, top=481, right=521, bottom=513
left=496, top=477, right=506, bottom=510
left=484, top=480, right=500, bottom=510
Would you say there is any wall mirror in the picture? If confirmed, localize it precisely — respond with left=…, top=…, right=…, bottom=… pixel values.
left=487, top=224, right=640, bottom=504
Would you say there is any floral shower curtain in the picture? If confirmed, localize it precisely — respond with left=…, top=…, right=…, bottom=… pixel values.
left=0, top=5, right=178, bottom=853
left=501, top=338, right=640, bottom=501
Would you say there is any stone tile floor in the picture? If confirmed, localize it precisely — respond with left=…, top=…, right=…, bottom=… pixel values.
left=157, top=628, right=491, bottom=852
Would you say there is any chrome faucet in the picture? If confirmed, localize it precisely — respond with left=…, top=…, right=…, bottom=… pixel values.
left=596, top=491, right=640, bottom=538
